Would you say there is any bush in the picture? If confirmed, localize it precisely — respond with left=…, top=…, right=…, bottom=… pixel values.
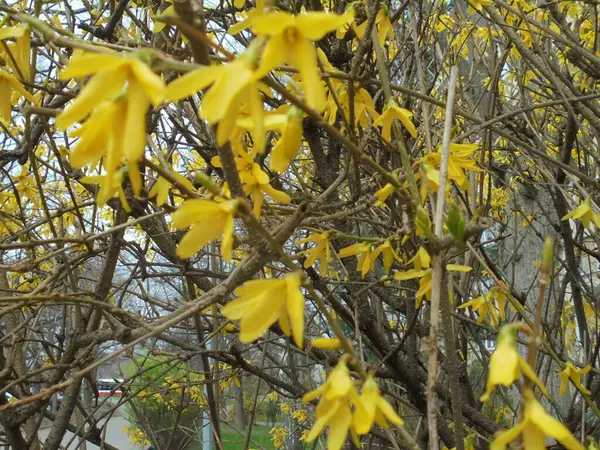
left=123, top=355, right=208, bottom=450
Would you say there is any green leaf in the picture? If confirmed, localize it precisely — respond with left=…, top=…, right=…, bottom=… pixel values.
left=416, top=206, right=434, bottom=239
left=446, top=204, right=465, bottom=249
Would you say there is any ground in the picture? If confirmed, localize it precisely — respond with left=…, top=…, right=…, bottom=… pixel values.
left=38, top=416, right=141, bottom=450
left=219, top=424, right=276, bottom=450
left=37, top=416, right=277, bottom=450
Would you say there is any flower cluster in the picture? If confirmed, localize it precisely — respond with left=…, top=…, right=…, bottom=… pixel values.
left=222, top=272, right=306, bottom=348
left=302, top=361, right=404, bottom=450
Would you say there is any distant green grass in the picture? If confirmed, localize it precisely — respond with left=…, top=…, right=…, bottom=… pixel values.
left=220, top=424, right=276, bottom=450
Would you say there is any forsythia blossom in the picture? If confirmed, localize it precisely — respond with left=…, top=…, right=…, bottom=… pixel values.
left=303, top=361, right=404, bottom=450
left=353, top=374, right=404, bottom=435
left=561, top=198, right=600, bottom=229
left=303, top=360, right=359, bottom=450
left=56, top=52, right=165, bottom=196
left=490, top=390, right=585, bottom=450
left=373, top=99, right=418, bottom=141
left=166, top=44, right=265, bottom=147
left=222, top=273, right=305, bottom=347
left=252, top=11, right=353, bottom=112
left=171, top=199, right=237, bottom=261
left=295, top=232, right=332, bottom=277
left=557, top=362, right=592, bottom=396
left=480, top=323, right=549, bottom=402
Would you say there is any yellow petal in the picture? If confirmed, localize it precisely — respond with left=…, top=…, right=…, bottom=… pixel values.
left=176, top=221, right=224, bottom=259
left=526, top=398, right=585, bottom=450
left=0, top=72, right=36, bottom=104
left=0, top=81, right=12, bottom=120
left=295, top=12, right=354, bottom=41
left=262, top=183, right=291, bottom=204
left=58, top=53, right=126, bottom=79
left=393, top=106, right=417, bottom=138
left=327, top=402, right=351, bottom=450
left=446, top=264, right=472, bottom=272
left=285, top=273, right=305, bottom=348
left=127, top=161, right=142, bottom=197
left=235, top=278, right=283, bottom=297
left=55, top=69, right=127, bottom=129
left=292, top=38, right=325, bottom=112
left=270, top=114, right=302, bottom=173
left=305, top=398, right=339, bottom=442
left=222, top=295, right=257, bottom=321
left=221, top=214, right=235, bottom=262
left=338, top=243, right=368, bottom=258
left=256, top=33, right=288, bottom=77
left=394, top=269, right=429, bottom=280
left=171, top=199, right=225, bottom=228
left=124, top=81, right=149, bottom=163
left=489, top=420, right=527, bottom=450
left=251, top=12, right=296, bottom=36
left=239, top=292, right=285, bottom=342
left=129, top=59, right=166, bottom=106
left=69, top=104, right=116, bottom=169
left=202, top=60, right=253, bottom=125
left=311, top=337, right=342, bottom=350
left=518, top=356, right=550, bottom=398
left=165, top=65, right=223, bottom=101
left=377, top=397, right=404, bottom=426
left=0, top=26, right=27, bottom=40
left=302, top=384, right=327, bottom=403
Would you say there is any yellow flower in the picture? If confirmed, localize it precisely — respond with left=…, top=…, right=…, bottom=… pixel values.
left=337, top=87, right=380, bottom=127
left=395, top=264, right=471, bottom=308
left=148, top=176, right=171, bottom=206
left=171, top=199, right=237, bottom=261
left=338, top=240, right=399, bottom=276
left=234, top=150, right=291, bottom=217
left=375, top=6, right=394, bottom=46
left=480, top=324, right=549, bottom=402
left=371, top=241, right=400, bottom=272
left=295, top=232, right=331, bottom=277
left=338, top=242, right=374, bottom=278
left=490, top=390, right=585, bottom=450
left=561, top=198, right=600, bottom=229
left=56, top=52, right=165, bottom=130
left=303, top=360, right=359, bottom=450
left=311, top=337, right=343, bottom=350
left=69, top=100, right=125, bottom=176
left=82, top=169, right=135, bottom=211
left=252, top=11, right=353, bottom=112
left=0, top=25, right=30, bottom=77
left=14, top=168, right=40, bottom=207
left=422, top=143, right=481, bottom=191
left=148, top=172, right=193, bottom=206
left=270, top=426, right=288, bottom=449
left=373, top=99, right=418, bottom=141
left=151, top=1, right=175, bottom=33
left=469, top=0, right=493, bottom=11
left=221, top=272, right=305, bottom=347
left=291, top=408, right=308, bottom=424
left=56, top=52, right=165, bottom=195
left=457, top=288, right=508, bottom=327
left=166, top=45, right=264, bottom=147
left=0, top=70, right=36, bottom=122
left=228, top=0, right=265, bottom=34
left=353, top=374, right=403, bottom=435
left=409, top=246, right=431, bottom=270
left=557, top=362, right=592, bottom=396
left=270, top=108, right=304, bottom=173
left=374, top=183, right=394, bottom=206
left=239, top=107, right=304, bottom=173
